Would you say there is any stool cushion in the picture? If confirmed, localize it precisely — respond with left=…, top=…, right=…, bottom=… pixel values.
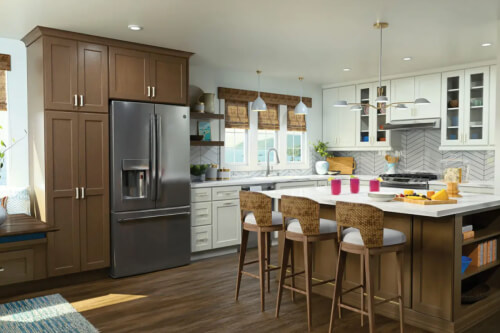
left=244, top=211, right=283, bottom=225
left=287, top=218, right=337, bottom=234
left=342, top=228, right=406, bottom=246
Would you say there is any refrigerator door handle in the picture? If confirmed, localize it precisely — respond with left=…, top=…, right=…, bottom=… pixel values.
left=150, top=114, right=157, bottom=201
left=156, top=114, right=162, bottom=201
left=117, top=211, right=190, bottom=223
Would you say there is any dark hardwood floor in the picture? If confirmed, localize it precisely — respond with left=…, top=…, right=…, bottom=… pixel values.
left=1, top=247, right=498, bottom=332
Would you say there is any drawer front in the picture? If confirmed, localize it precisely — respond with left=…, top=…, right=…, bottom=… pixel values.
left=0, top=249, right=34, bottom=286
left=191, top=202, right=212, bottom=227
left=275, top=181, right=317, bottom=190
left=317, top=180, right=328, bottom=187
left=191, top=225, right=212, bottom=252
left=212, top=186, right=241, bottom=201
left=191, top=188, right=212, bottom=203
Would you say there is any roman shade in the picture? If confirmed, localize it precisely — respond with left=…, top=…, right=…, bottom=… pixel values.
left=225, top=100, right=249, bottom=129
left=0, top=71, right=7, bottom=111
left=258, top=104, right=279, bottom=130
left=218, top=87, right=312, bottom=108
left=0, top=54, right=10, bottom=71
left=287, top=106, right=306, bottom=132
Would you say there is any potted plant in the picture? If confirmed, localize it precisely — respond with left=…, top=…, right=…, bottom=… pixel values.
left=190, top=164, right=209, bottom=182
left=312, top=140, right=331, bottom=175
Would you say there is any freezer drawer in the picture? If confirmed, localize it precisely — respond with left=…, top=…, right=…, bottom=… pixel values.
left=110, top=207, right=190, bottom=278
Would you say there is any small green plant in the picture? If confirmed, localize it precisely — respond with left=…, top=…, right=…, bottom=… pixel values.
left=312, top=140, right=331, bottom=159
left=190, top=164, right=209, bottom=176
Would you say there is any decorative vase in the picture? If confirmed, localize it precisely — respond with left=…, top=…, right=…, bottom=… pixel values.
left=199, top=93, right=215, bottom=113
left=315, top=161, right=329, bottom=175
left=0, top=206, right=6, bottom=226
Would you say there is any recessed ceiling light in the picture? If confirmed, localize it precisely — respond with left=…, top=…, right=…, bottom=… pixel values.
left=481, top=43, right=492, bottom=47
left=128, top=25, right=143, bottom=31
left=343, top=68, right=351, bottom=72
left=403, top=57, right=412, bottom=61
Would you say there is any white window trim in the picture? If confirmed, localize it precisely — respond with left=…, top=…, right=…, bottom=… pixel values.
left=222, top=100, right=309, bottom=171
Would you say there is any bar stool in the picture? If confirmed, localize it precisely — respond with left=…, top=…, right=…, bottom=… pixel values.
left=329, top=201, right=406, bottom=333
left=276, top=195, right=338, bottom=332
left=235, top=191, right=284, bottom=312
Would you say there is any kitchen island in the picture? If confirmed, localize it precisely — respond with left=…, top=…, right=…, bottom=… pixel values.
left=263, top=186, right=500, bottom=333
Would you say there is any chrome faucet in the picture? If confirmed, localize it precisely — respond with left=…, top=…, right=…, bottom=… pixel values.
left=266, top=148, right=280, bottom=177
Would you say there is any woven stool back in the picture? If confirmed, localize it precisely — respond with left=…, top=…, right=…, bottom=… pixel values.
left=239, top=191, right=273, bottom=227
left=281, top=195, right=320, bottom=235
left=336, top=201, right=384, bottom=248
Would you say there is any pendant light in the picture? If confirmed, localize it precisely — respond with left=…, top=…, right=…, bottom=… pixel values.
left=294, top=77, right=308, bottom=115
left=251, top=70, right=267, bottom=112
left=333, top=22, right=430, bottom=110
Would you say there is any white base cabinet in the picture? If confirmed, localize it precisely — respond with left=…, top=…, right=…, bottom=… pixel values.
left=191, top=225, right=212, bottom=252
left=212, top=199, right=241, bottom=249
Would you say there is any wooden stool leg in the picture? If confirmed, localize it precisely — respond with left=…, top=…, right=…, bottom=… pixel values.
left=396, top=250, right=405, bottom=333
left=235, top=229, right=249, bottom=300
left=360, top=253, right=365, bottom=327
left=364, top=249, right=375, bottom=333
left=266, top=232, right=271, bottom=293
left=276, top=238, right=291, bottom=318
left=290, top=243, right=295, bottom=302
left=329, top=243, right=347, bottom=333
left=303, top=239, right=313, bottom=332
left=258, top=231, right=266, bottom=312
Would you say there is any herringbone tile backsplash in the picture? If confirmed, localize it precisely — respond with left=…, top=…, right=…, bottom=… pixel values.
left=334, top=129, right=495, bottom=181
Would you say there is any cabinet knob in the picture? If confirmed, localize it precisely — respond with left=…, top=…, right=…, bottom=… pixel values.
left=0, top=267, right=5, bottom=272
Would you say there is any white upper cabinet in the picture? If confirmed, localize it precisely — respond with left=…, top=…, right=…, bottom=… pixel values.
left=389, top=73, right=441, bottom=121
left=390, top=77, right=414, bottom=121
left=323, top=85, right=356, bottom=149
left=414, top=73, right=441, bottom=119
left=441, top=67, right=490, bottom=148
left=489, top=65, right=496, bottom=147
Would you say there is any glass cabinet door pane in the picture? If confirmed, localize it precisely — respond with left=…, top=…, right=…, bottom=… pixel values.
left=359, top=88, right=370, bottom=143
left=375, top=85, right=387, bottom=143
left=468, top=73, right=484, bottom=141
left=445, top=76, right=460, bottom=142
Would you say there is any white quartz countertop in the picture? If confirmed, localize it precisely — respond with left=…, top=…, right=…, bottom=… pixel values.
left=260, top=186, right=500, bottom=218
left=429, top=180, right=494, bottom=189
left=190, top=174, right=376, bottom=188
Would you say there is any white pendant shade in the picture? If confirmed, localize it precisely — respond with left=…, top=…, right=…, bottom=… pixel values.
left=334, top=100, right=349, bottom=107
left=251, top=96, right=267, bottom=112
left=350, top=105, right=362, bottom=112
left=294, top=101, right=308, bottom=115
left=375, top=95, right=389, bottom=104
left=414, top=98, right=430, bottom=105
left=396, top=104, right=408, bottom=110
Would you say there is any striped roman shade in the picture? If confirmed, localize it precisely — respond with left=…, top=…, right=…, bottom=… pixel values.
left=225, top=100, right=249, bottom=129
left=0, top=71, right=7, bottom=111
left=287, top=106, right=306, bottom=132
left=258, top=104, right=279, bottom=130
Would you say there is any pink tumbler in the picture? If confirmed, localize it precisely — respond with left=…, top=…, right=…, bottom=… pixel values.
left=369, top=179, right=380, bottom=192
left=331, top=179, right=342, bottom=195
left=350, top=178, right=360, bottom=194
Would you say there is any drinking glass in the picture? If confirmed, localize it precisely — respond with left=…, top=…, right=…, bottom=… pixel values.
left=369, top=179, right=380, bottom=192
left=331, top=179, right=342, bottom=195
left=350, top=178, right=360, bottom=194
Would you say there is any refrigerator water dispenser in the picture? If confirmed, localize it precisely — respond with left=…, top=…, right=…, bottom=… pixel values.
left=122, top=159, right=149, bottom=199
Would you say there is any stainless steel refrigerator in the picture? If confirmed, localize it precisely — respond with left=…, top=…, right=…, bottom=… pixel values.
left=109, top=101, right=190, bottom=278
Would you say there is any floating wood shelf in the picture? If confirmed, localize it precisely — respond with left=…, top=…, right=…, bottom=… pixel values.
left=462, top=229, right=500, bottom=246
left=190, top=112, right=224, bottom=120
left=462, top=260, right=500, bottom=280
left=190, top=141, right=224, bottom=147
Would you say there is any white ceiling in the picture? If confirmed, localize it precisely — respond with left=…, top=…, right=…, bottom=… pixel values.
left=1, top=0, right=498, bottom=85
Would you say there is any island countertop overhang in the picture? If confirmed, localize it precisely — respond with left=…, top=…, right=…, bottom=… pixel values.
left=261, top=186, right=500, bottom=218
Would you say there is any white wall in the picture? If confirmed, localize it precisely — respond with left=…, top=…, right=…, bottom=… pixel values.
left=496, top=19, right=500, bottom=194
left=0, top=38, right=28, bottom=187
left=189, top=64, right=323, bottom=170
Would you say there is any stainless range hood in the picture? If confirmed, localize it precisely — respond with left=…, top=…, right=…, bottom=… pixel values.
left=383, top=118, right=441, bottom=131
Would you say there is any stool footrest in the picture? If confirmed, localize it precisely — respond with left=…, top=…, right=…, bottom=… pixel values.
left=241, top=271, right=259, bottom=279
left=312, top=278, right=335, bottom=287
left=339, top=303, right=369, bottom=316
left=341, top=284, right=363, bottom=296
left=285, top=270, right=305, bottom=278
left=375, top=296, right=402, bottom=307
left=243, top=259, right=259, bottom=266
left=282, top=284, right=307, bottom=295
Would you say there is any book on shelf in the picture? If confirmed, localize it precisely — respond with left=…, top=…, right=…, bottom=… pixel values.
left=462, top=225, right=473, bottom=233
left=463, top=230, right=475, bottom=240
left=465, top=239, right=498, bottom=267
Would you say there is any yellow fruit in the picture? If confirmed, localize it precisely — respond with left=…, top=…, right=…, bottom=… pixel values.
left=431, top=189, right=449, bottom=201
left=406, top=196, right=425, bottom=200
left=404, top=190, right=414, bottom=196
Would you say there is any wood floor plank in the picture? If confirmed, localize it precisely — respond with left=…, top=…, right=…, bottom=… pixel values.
left=0, top=247, right=498, bottom=332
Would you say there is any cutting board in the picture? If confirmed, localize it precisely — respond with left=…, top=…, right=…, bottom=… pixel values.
left=327, top=157, right=356, bottom=175
left=394, top=197, right=458, bottom=205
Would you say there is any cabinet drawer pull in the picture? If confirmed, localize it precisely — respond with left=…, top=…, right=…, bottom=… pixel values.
left=80, top=95, right=84, bottom=107
left=147, top=86, right=151, bottom=97
left=74, top=94, right=78, bottom=106
left=0, top=267, right=4, bottom=272
left=197, top=193, right=208, bottom=197
left=222, top=202, right=234, bottom=206
left=152, top=86, right=156, bottom=98
left=81, top=187, right=85, bottom=199
left=75, top=187, right=79, bottom=200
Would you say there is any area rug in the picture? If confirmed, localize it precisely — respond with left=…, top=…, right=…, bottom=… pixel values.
left=0, top=294, right=98, bottom=332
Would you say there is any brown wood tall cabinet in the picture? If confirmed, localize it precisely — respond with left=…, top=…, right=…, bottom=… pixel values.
left=23, top=26, right=192, bottom=278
